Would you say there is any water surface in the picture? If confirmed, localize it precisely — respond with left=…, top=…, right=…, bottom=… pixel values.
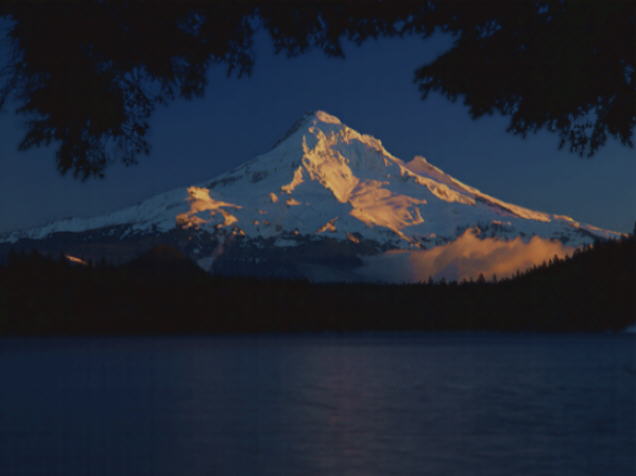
left=1, top=333, right=634, bottom=475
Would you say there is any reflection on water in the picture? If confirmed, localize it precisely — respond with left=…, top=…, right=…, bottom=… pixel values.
left=0, top=333, right=634, bottom=475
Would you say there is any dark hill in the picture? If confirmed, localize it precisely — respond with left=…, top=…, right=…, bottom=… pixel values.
left=0, top=237, right=633, bottom=335
left=123, top=244, right=208, bottom=280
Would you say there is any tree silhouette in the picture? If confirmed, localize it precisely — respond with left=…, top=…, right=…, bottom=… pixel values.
left=0, top=0, right=633, bottom=179
left=1, top=234, right=634, bottom=334
left=413, top=1, right=635, bottom=158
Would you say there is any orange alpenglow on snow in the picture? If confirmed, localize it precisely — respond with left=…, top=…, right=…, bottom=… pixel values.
left=356, top=228, right=575, bottom=283
left=1, top=111, right=625, bottom=283
left=176, top=186, right=241, bottom=229
left=65, top=255, right=88, bottom=266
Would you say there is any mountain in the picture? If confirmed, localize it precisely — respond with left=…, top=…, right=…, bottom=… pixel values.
left=0, top=111, right=623, bottom=282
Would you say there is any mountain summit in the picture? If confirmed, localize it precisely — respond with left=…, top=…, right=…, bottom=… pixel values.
left=0, top=111, right=622, bottom=282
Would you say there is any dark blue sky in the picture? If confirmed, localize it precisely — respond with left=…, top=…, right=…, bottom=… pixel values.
left=1, top=32, right=634, bottom=233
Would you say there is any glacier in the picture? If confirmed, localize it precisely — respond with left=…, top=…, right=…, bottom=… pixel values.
left=0, top=110, right=623, bottom=282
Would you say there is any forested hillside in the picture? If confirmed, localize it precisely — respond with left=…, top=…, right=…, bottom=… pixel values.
left=0, top=237, right=633, bottom=335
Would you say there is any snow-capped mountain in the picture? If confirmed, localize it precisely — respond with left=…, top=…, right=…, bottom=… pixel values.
left=0, top=111, right=623, bottom=282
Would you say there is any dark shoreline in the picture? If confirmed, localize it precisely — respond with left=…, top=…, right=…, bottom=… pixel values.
left=1, top=237, right=634, bottom=336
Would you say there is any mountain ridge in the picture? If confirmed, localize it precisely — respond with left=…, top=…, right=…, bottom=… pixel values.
left=0, top=111, right=623, bottom=282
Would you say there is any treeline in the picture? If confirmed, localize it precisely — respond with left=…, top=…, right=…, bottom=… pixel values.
left=0, top=238, right=634, bottom=335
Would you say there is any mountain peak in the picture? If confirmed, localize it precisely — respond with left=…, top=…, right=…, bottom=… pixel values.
left=295, top=110, right=344, bottom=130
left=310, top=110, right=342, bottom=124
left=2, top=110, right=623, bottom=264
left=271, top=110, right=345, bottom=150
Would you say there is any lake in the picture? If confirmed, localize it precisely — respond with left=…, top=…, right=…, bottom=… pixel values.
left=1, top=333, right=634, bottom=475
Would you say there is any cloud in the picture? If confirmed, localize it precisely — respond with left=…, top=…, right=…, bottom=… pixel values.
left=357, top=229, right=574, bottom=283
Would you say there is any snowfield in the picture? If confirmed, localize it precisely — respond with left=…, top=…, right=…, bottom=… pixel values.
left=0, top=111, right=624, bottom=282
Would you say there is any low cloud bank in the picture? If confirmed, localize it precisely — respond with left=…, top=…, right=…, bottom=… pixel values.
left=357, top=229, right=574, bottom=283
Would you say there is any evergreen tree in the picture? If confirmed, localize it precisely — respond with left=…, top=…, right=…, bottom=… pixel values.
left=0, top=1, right=632, bottom=178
